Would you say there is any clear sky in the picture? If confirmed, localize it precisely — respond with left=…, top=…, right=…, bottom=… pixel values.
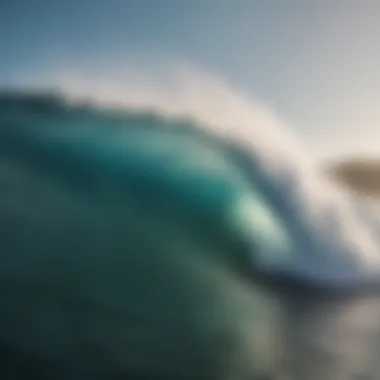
left=1, top=1, right=380, bottom=159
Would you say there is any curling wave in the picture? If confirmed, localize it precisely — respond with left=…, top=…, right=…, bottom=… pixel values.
left=1, top=75, right=380, bottom=291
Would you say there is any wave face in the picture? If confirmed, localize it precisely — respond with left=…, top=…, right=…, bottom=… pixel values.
left=1, top=83, right=380, bottom=379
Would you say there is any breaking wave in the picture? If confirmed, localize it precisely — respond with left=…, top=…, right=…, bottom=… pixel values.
left=3, top=66, right=380, bottom=290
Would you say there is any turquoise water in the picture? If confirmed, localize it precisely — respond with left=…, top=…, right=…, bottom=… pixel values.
left=1, top=92, right=380, bottom=379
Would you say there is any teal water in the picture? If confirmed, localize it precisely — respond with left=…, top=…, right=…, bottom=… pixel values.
left=1, top=92, right=380, bottom=379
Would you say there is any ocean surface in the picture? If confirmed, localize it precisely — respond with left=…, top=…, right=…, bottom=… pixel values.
left=2, top=78, right=380, bottom=379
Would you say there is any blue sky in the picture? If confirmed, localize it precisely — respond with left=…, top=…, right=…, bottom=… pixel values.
left=1, top=1, right=380, bottom=159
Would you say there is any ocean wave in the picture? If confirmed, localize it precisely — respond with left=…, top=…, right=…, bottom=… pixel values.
left=1, top=71, right=380, bottom=290
left=3, top=70, right=380, bottom=379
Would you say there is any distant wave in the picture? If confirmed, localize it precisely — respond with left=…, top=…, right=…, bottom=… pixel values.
left=2, top=67, right=380, bottom=291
